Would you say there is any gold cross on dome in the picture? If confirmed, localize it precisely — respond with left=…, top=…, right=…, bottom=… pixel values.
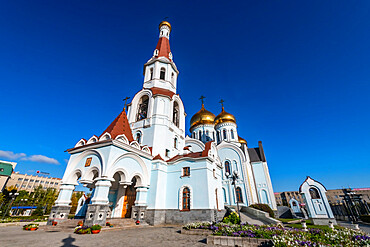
left=199, top=95, right=205, bottom=105
left=123, top=97, right=130, bottom=111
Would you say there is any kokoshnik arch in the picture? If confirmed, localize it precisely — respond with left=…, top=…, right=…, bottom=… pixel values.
left=48, top=21, right=277, bottom=226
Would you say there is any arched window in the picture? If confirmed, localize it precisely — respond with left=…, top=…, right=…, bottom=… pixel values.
left=231, top=129, right=234, bottom=139
left=217, top=131, right=221, bottom=143
left=174, top=137, right=178, bottom=149
left=236, top=187, right=243, bottom=203
left=150, top=68, right=153, bottom=80
left=223, top=129, right=227, bottom=140
left=225, top=161, right=231, bottom=176
left=309, top=188, right=321, bottom=199
left=171, top=72, right=175, bottom=83
left=223, top=188, right=227, bottom=203
left=173, top=101, right=179, bottom=127
left=136, top=132, right=142, bottom=144
left=183, top=187, right=190, bottom=210
left=160, top=68, right=166, bottom=80
left=206, top=130, right=209, bottom=141
left=137, top=96, right=149, bottom=120
left=213, top=132, right=215, bottom=141
left=199, top=130, right=202, bottom=141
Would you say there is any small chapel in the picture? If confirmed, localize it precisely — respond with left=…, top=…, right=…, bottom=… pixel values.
left=48, top=21, right=277, bottom=226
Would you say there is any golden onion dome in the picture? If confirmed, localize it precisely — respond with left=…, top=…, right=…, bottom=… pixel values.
left=190, top=104, right=216, bottom=129
left=214, top=107, right=236, bottom=126
left=159, top=21, right=171, bottom=31
left=238, top=136, right=247, bottom=144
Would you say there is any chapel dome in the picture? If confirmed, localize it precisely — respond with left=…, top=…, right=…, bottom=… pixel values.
left=159, top=21, right=171, bottom=31
left=190, top=104, right=216, bottom=129
left=214, top=107, right=236, bottom=126
left=238, top=136, right=247, bottom=144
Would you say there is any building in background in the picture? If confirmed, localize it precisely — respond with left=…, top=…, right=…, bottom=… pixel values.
left=275, top=191, right=305, bottom=206
left=0, top=160, right=17, bottom=192
left=275, top=187, right=370, bottom=208
left=6, top=172, right=61, bottom=192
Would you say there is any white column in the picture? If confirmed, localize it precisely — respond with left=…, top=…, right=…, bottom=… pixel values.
left=90, top=179, right=112, bottom=205
left=134, top=186, right=149, bottom=206
left=54, top=184, right=75, bottom=206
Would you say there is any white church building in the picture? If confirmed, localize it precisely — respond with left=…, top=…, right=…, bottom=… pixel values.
left=48, top=21, right=277, bottom=226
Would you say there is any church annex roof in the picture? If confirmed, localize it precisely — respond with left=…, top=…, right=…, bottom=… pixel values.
left=100, top=109, right=134, bottom=142
left=248, top=141, right=266, bottom=162
left=167, top=141, right=213, bottom=163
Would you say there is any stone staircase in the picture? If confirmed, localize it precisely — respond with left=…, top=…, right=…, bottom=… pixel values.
left=227, top=206, right=267, bottom=226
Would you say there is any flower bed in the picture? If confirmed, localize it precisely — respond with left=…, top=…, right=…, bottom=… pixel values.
left=183, top=222, right=370, bottom=246
left=23, top=223, right=39, bottom=231
left=74, top=224, right=102, bottom=234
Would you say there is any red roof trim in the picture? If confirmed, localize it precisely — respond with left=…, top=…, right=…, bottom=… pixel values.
left=153, top=154, right=164, bottom=161
left=150, top=87, right=175, bottom=98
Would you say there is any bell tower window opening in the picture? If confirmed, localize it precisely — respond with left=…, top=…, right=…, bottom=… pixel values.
left=137, top=96, right=149, bottom=121
left=136, top=132, right=142, bottom=144
left=236, top=187, right=243, bottom=203
left=150, top=68, right=153, bottom=80
left=173, top=102, right=179, bottom=127
left=174, top=137, right=178, bottom=149
left=171, top=72, right=175, bottom=83
left=231, top=129, right=234, bottom=139
left=199, top=130, right=202, bottom=141
left=182, top=187, right=190, bottom=210
left=160, top=68, right=166, bottom=80
left=223, top=129, right=227, bottom=140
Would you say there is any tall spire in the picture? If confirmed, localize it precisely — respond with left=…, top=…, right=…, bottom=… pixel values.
left=153, top=21, right=173, bottom=61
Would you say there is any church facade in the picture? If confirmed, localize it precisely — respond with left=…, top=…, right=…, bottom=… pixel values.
left=48, top=21, right=277, bottom=226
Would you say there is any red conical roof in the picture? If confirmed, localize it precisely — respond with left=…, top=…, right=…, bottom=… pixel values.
left=100, top=110, right=134, bottom=142
left=155, top=37, right=172, bottom=61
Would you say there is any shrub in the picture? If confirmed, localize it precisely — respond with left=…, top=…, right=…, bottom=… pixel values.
left=360, top=215, right=370, bottom=223
left=222, top=212, right=240, bottom=224
left=249, top=204, right=274, bottom=217
left=91, top=224, right=102, bottom=230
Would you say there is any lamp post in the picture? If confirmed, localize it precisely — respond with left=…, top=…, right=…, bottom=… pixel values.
left=226, top=170, right=241, bottom=225
left=2, top=192, right=19, bottom=220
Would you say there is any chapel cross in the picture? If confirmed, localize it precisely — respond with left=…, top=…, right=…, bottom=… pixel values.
left=123, top=96, right=130, bottom=111
left=199, top=95, right=205, bottom=105
left=219, top=99, right=225, bottom=108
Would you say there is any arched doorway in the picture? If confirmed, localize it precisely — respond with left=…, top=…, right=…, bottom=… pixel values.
left=122, top=177, right=137, bottom=218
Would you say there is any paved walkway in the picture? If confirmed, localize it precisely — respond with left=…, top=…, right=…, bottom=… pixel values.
left=0, top=225, right=211, bottom=247
left=337, top=221, right=370, bottom=234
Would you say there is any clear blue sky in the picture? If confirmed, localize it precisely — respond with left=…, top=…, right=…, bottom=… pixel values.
left=0, top=1, right=369, bottom=192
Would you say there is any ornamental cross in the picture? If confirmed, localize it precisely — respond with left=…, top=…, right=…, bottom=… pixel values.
left=199, top=95, right=205, bottom=105
left=219, top=99, right=224, bottom=108
left=123, top=96, right=130, bottom=111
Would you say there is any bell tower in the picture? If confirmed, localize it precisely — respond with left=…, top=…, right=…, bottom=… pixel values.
left=127, top=21, right=185, bottom=159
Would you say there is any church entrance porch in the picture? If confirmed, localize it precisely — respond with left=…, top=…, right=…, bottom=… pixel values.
left=122, top=181, right=137, bottom=218
left=107, top=174, right=138, bottom=219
